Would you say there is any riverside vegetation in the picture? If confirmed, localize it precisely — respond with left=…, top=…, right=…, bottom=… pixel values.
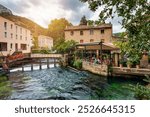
left=0, top=75, right=12, bottom=99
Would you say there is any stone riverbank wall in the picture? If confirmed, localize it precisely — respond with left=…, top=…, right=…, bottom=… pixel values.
left=82, top=61, right=150, bottom=77
left=82, top=61, right=108, bottom=76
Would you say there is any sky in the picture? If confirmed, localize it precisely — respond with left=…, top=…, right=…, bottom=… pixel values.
left=0, top=0, right=124, bottom=33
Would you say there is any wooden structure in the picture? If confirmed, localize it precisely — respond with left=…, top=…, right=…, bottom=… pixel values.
left=1, top=54, right=62, bottom=72
left=75, top=42, right=120, bottom=66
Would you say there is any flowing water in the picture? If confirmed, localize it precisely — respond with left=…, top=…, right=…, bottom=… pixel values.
left=0, top=65, right=142, bottom=100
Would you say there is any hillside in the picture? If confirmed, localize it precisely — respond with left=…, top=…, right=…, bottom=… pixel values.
left=0, top=4, right=12, bottom=15
left=0, top=4, right=48, bottom=37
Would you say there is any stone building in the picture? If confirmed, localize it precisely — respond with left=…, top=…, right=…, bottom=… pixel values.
left=38, top=35, right=53, bottom=50
left=0, top=16, right=32, bottom=56
left=64, top=23, right=120, bottom=67
left=65, top=23, right=113, bottom=43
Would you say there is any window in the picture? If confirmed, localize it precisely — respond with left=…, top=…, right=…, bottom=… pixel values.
left=70, top=31, right=74, bottom=36
left=21, top=44, right=27, bottom=50
left=16, top=35, right=18, bottom=39
left=26, top=30, right=27, bottom=36
left=15, top=43, right=18, bottom=51
left=4, top=22, right=7, bottom=30
left=80, top=39, right=84, bottom=43
left=90, top=29, right=94, bottom=35
left=101, top=39, right=105, bottom=43
left=20, top=28, right=22, bottom=34
left=11, top=24, right=13, bottom=29
left=101, top=29, right=104, bottom=34
left=16, top=26, right=18, bottom=33
left=10, top=43, right=13, bottom=49
left=80, top=31, right=83, bottom=35
left=90, top=39, right=94, bottom=42
left=11, top=33, right=13, bottom=39
left=0, top=42, right=7, bottom=51
left=4, top=32, right=7, bottom=38
left=20, top=36, right=22, bottom=40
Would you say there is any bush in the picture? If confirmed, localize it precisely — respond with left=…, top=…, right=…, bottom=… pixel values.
left=126, top=84, right=150, bottom=100
left=32, top=50, right=41, bottom=54
left=0, top=75, right=12, bottom=99
left=40, top=49, right=50, bottom=54
left=73, top=59, right=82, bottom=69
left=32, top=49, right=51, bottom=54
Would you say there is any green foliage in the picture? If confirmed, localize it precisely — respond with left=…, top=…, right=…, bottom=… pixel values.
left=80, top=15, right=87, bottom=25
left=127, top=84, right=150, bottom=100
left=73, top=59, right=82, bottom=69
left=127, top=59, right=133, bottom=65
left=80, top=0, right=150, bottom=53
left=87, top=19, right=105, bottom=26
left=143, top=75, right=150, bottom=83
left=114, top=41, right=129, bottom=57
left=40, top=49, right=51, bottom=54
left=32, top=48, right=51, bottom=54
left=119, top=59, right=124, bottom=64
left=114, top=38, right=141, bottom=65
left=87, top=20, right=94, bottom=26
left=32, top=36, right=39, bottom=49
left=0, top=75, right=12, bottom=99
left=53, top=39, right=77, bottom=54
left=48, top=18, right=72, bottom=44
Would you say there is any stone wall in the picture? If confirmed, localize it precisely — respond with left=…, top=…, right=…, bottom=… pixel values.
left=112, top=67, right=150, bottom=76
left=82, top=61, right=108, bottom=76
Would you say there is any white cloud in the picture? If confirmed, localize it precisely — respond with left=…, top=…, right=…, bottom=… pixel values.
left=0, top=0, right=124, bottom=33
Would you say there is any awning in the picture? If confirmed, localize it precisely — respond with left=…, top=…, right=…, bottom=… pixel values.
left=76, top=42, right=119, bottom=51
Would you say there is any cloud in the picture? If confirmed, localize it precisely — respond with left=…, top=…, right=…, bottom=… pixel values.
left=58, top=0, right=93, bottom=25
left=0, top=0, right=30, bottom=14
left=0, top=0, right=124, bottom=33
left=59, top=0, right=84, bottom=11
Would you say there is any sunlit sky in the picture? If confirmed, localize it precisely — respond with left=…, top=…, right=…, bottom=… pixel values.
left=0, top=0, right=125, bottom=33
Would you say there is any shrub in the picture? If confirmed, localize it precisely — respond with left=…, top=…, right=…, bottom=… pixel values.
left=126, top=84, right=150, bottom=100
left=32, top=50, right=40, bottom=54
left=73, top=59, right=82, bottom=69
left=40, top=49, right=50, bottom=54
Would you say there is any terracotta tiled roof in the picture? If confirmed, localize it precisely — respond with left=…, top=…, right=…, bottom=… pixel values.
left=65, top=23, right=112, bottom=31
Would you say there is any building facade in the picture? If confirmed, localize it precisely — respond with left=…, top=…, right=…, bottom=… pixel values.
left=38, top=35, right=53, bottom=50
left=0, top=16, right=32, bottom=56
left=65, top=23, right=113, bottom=43
left=65, top=23, right=121, bottom=67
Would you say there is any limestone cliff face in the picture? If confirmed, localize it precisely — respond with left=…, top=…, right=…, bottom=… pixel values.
left=0, top=4, right=12, bottom=15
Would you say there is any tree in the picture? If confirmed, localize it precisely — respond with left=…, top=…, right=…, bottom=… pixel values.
left=80, top=15, right=87, bottom=25
left=48, top=18, right=72, bottom=45
left=80, top=0, right=150, bottom=53
left=87, top=20, right=94, bottom=26
left=32, top=36, right=39, bottom=49
left=53, top=39, right=77, bottom=54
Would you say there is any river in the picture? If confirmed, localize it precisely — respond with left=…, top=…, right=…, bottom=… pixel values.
left=0, top=64, right=142, bottom=100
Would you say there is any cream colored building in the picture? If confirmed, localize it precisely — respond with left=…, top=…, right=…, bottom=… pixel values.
left=0, top=16, right=32, bottom=56
left=38, top=35, right=53, bottom=50
left=65, top=23, right=113, bottom=43
left=65, top=23, right=122, bottom=67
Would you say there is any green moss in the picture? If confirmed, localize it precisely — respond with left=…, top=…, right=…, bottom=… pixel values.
left=0, top=76, right=7, bottom=82
left=0, top=75, right=12, bottom=99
